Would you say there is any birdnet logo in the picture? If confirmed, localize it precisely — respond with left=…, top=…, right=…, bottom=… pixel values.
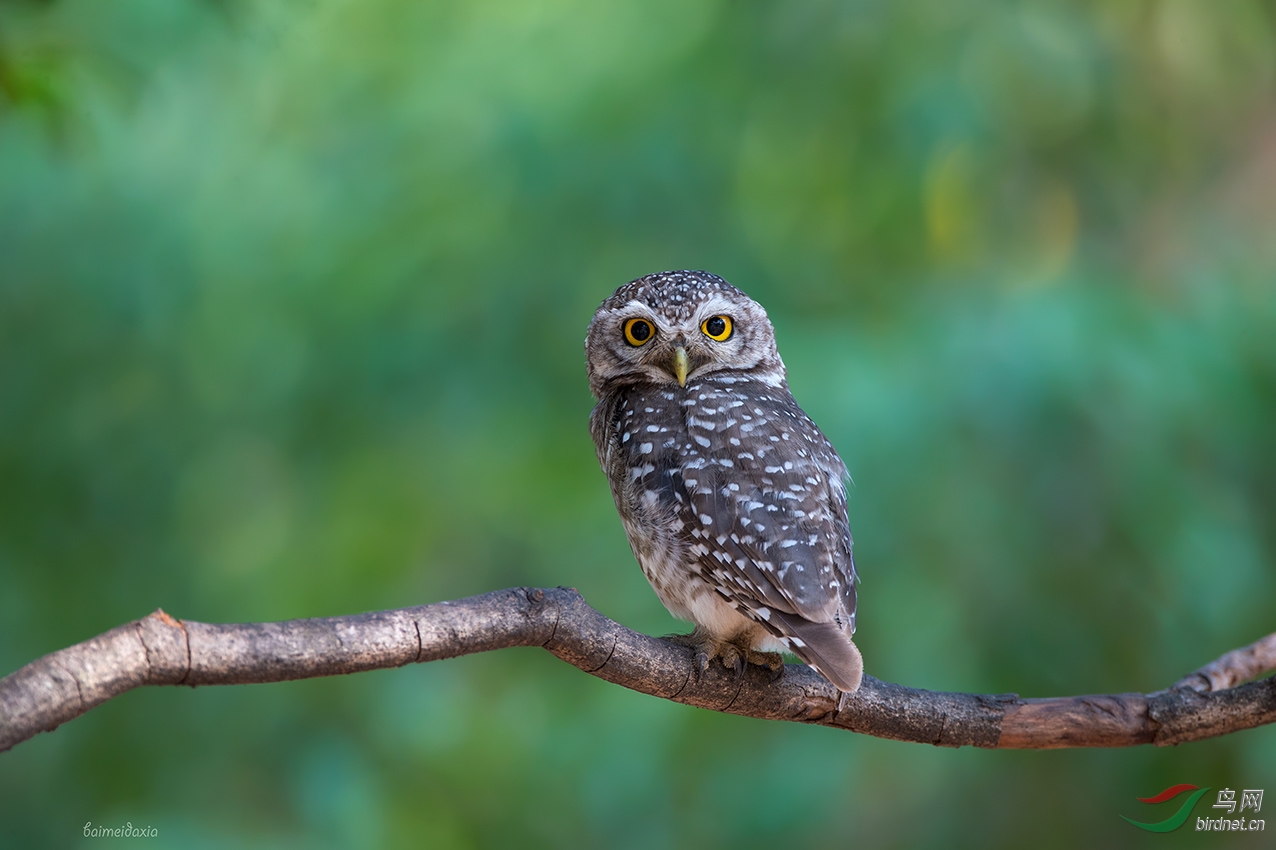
left=1121, top=784, right=1265, bottom=833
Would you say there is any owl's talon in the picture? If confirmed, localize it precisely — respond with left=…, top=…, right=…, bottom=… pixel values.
left=694, top=650, right=711, bottom=674
left=663, top=632, right=712, bottom=675
left=722, top=644, right=746, bottom=680
left=665, top=630, right=780, bottom=683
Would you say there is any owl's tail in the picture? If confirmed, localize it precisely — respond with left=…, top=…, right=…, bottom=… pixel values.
left=773, top=614, right=863, bottom=693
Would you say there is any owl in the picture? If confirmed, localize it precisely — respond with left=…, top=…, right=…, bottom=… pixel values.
left=585, top=270, right=862, bottom=693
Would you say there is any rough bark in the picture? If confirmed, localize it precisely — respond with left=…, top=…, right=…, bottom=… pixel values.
left=2, top=587, right=1273, bottom=753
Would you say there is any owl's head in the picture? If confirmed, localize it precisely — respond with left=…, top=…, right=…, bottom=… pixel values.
left=585, top=270, right=785, bottom=398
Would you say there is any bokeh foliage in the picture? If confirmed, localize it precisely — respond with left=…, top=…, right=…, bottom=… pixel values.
left=2, top=0, right=1275, bottom=847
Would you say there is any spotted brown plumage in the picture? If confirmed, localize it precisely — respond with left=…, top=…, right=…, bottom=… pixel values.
left=585, top=270, right=862, bottom=693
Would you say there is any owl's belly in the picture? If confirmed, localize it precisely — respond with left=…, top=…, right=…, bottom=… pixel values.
left=620, top=515, right=772, bottom=644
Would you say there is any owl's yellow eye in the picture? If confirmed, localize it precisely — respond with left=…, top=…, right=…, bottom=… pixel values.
left=701, top=315, right=733, bottom=341
left=624, top=318, right=655, bottom=346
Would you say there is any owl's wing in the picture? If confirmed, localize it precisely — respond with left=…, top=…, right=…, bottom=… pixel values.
left=679, top=381, right=861, bottom=691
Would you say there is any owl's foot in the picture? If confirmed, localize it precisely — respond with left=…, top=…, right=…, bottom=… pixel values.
left=664, top=630, right=784, bottom=682
left=744, top=648, right=785, bottom=677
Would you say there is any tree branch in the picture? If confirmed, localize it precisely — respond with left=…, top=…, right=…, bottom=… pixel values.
left=1172, top=632, right=1276, bottom=693
left=2, top=587, right=1273, bottom=753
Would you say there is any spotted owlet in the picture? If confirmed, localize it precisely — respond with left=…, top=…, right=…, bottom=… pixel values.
left=585, top=270, right=862, bottom=693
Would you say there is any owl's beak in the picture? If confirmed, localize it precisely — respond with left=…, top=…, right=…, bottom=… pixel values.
left=672, top=346, right=689, bottom=388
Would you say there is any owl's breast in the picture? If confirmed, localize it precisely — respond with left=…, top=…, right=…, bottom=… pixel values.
left=592, top=383, right=706, bottom=615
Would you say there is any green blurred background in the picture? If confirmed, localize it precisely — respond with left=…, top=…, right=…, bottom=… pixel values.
left=2, top=0, right=1274, bottom=846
